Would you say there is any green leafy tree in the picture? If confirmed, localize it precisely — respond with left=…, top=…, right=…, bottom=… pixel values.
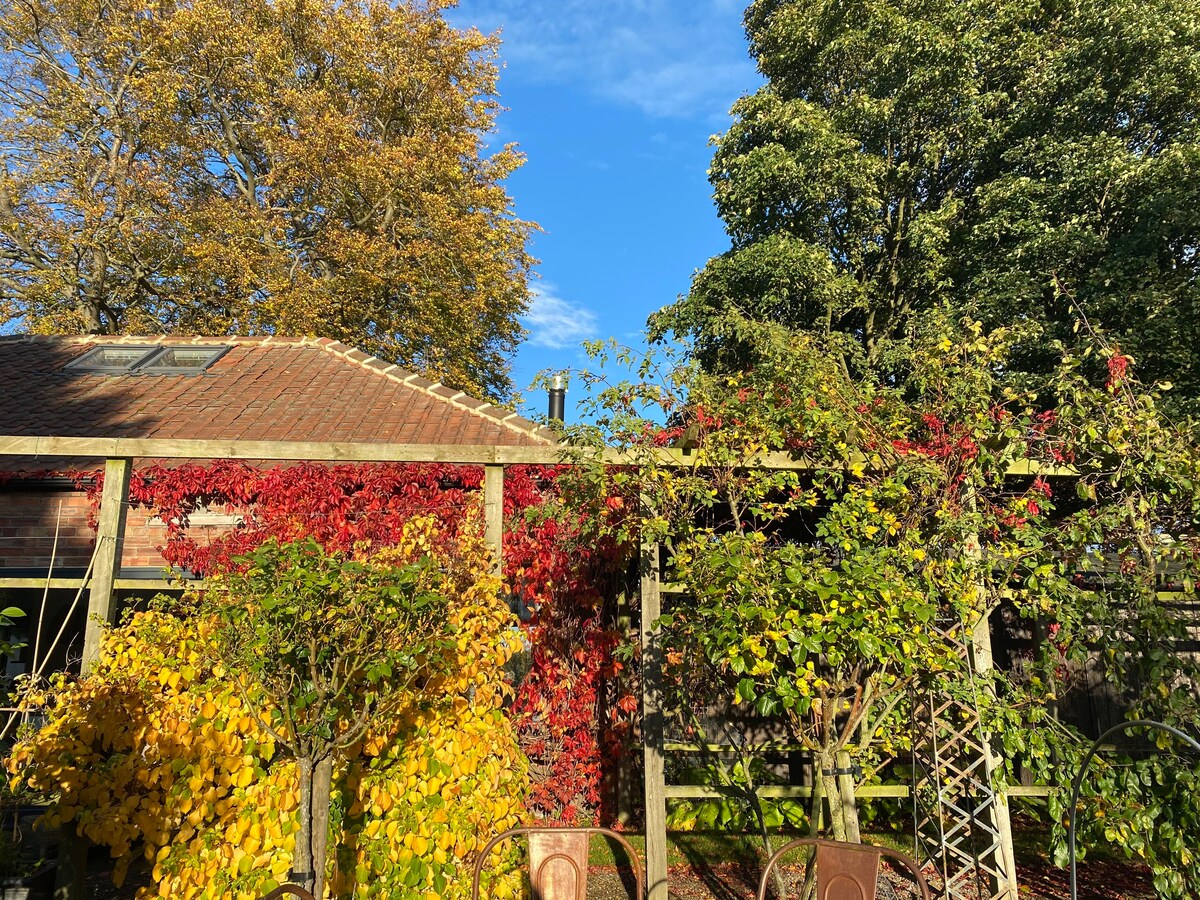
left=564, top=315, right=1200, bottom=892
left=199, top=538, right=456, bottom=898
left=0, top=0, right=533, bottom=400
left=654, top=0, right=1200, bottom=415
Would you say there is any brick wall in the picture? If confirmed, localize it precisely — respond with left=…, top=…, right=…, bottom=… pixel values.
left=0, top=489, right=96, bottom=569
left=0, top=486, right=236, bottom=572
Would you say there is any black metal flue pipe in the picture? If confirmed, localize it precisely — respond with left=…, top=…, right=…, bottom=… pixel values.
left=548, top=375, right=567, bottom=423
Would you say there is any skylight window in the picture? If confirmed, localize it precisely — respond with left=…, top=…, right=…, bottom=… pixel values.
left=66, top=346, right=158, bottom=372
left=65, top=345, right=228, bottom=374
left=139, top=346, right=229, bottom=372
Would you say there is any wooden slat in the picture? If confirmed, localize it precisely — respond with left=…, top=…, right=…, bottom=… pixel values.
left=663, top=742, right=807, bottom=752
left=114, top=579, right=192, bottom=591
left=1004, top=785, right=1054, bottom=797
left=0, top=577, right=89, bottom=589
left=81, top=458, right=130, bottom=675
left=0, top=577, right=195, bottom=590
left=664, top=784, right=911, bottom=799
left=0, top=575, right=1178, bottom=602
left=662, top=784, right=1051, bottom=800
left=0, top=436, right=768, bottom=468
left=0, top=435, right=736, bottom=467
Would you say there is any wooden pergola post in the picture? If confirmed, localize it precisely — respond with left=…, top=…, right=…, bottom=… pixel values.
left=965, top=511, right=1020, bottom=900
left=81, top=457, right=131, bottom=675
left=483, top=463, right=504, bottom=574
left=58, top=457, right=131, bottom=900
left=615, top=587, right=635, bottom=825
left=912, top=518, right=1020, bottom=900
left=970, top=615, right=1020, bottom=899
left=640, top=538, right=667, bottom=900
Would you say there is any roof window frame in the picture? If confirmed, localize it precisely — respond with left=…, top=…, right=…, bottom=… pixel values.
left=65, top=344, right=230, bottom=375
left=65, top=345, right=159, bottom=373
left=137, top=345, right=231, bottom=374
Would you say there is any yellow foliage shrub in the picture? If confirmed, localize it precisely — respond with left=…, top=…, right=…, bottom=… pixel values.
left=6, top=515, right=527, bottom=899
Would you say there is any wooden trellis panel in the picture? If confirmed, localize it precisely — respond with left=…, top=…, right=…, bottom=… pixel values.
left=912, top=615, right=1018, bottom=900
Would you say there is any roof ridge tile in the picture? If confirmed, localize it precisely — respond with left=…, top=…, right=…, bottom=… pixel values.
left=0, top=334, right=308, bottom=347
left=309, top=340, right=555, bottom=445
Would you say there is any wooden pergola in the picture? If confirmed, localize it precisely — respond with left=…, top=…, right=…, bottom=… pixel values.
left=0, top=435, right=1039, bottom=900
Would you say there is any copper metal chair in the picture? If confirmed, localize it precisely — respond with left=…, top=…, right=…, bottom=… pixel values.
left=470, top=826, right=645, bottom=900
left=755, top=838, right=932, bottom=900
left=260, top=886, right=317, bottom=900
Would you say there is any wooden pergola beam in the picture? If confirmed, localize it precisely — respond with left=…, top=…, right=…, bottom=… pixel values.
left=0, top=435, right=1079, bottom=476
left=0, top=435, right=562, bottom=465
left=665, top=784, right=912, bottom=799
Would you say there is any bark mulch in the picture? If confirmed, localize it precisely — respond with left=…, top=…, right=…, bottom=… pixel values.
left=84, top=847, right=1155, bottom=898
left=583, top=856, right=1154, bottom=900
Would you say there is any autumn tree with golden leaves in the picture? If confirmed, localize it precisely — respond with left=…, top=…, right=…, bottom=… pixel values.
left=0, top=0, right=533, bottom=399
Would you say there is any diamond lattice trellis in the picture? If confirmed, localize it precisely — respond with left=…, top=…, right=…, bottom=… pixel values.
left=912, top=617, right=1019, bottom=900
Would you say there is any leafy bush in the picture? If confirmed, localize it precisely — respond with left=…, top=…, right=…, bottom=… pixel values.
left=6, top=516, right=526, bottom=899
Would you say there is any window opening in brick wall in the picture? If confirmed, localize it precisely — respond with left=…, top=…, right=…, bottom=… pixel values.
left=147, top=503, right=244, bottom=527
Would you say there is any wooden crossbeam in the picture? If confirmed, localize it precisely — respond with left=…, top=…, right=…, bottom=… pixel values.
left=0, top=435, right=1078, bottom=476
left=664, top=784, right=910, bottom=799
left=0, top=435, right=562, bottom=465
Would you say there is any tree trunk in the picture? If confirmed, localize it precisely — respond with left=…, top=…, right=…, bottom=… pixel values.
left=293, top=755, right=315, bottom=894
left=834, top=749, right=861, bottom=842
left=799, top=772, right=825, bottom=900
left=818, top=749, right=848, bottom=842
left=808, top=764, right=824, bottom=839
left=311, top=755, right=334, bottom=899
left=743, top=774, right=787, bottom=900
left=83, top=247, right=108, bottom=333
left=76, top=294, right=103, bottom=333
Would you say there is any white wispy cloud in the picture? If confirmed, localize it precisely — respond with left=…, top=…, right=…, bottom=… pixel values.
left=607, top=58, right=754, bottom=119
left=452, top=0, right=758, bottom=120
left=523, top=285, right=599, bottom=349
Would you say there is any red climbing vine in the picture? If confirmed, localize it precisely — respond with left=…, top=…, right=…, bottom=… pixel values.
left=82, top=460, right=635, bottom=825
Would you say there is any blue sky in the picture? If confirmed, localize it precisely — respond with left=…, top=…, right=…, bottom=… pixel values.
left=446, top=0, right=761, bottom=418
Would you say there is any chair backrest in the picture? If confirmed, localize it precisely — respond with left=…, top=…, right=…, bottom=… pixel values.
left=755, top=838, right=932, bottom=900
left=470, top=826, right=645, bottom=900
left=259, top=886, right=316, bottom=900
